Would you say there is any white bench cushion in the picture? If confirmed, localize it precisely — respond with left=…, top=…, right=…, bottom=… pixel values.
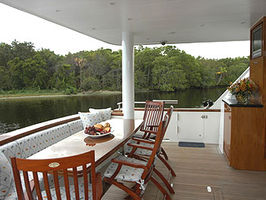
left=0, top=152, right=12, bottom=200
left=16, top=124, right=71, bottom=158
left=67, top=120, right=83, bottom=135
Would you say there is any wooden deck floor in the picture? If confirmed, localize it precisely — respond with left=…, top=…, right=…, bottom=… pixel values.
left=102, top=143, right=266, bottom=200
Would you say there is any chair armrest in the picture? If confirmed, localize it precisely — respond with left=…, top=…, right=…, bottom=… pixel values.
left=95, top=172, right=103, bottom=200
left=131, top=137, right=155, bottom=144
left=127, top=143, right=153, bottom=151
left=111, top=159, right=147, bottom=169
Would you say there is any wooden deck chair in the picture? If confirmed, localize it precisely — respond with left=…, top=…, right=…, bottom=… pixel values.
left=135, top=100, right=164, bottom=139
left=103, top=115, right=172, bottom=200
left=125, top=106, right=176, bottom=194
left=11, top=150, right=102, bottom=200
left=134, top=100, right=170, bottom=161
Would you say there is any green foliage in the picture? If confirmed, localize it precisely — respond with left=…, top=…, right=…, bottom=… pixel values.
left=0, top=41, right=249, bottom=94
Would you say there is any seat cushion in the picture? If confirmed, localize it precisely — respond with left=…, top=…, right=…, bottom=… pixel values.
left=89, top=108, right=112, bottom=121
left=104, top=155, right=147, bottom=182
left=79, top=112, right=102, bottom=129
left=41, top=183, right=93, bottom=200
left=125, top=140, right=153, bottom=156
left=133, top=131, right=145, bottom=138
left=0, top=152, right=12, bottom=200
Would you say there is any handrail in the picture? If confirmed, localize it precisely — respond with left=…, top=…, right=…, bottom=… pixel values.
left=116, top=100, right=178, bottom=110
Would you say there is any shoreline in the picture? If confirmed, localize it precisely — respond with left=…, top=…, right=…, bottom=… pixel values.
left=0, top=90, right=122, bottom=100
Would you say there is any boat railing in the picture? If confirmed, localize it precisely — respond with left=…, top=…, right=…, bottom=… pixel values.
left=116, top=100, right=178, bottom=110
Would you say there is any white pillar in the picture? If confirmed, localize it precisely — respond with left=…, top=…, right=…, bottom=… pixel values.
left=122, top=32, right=134, bottom=119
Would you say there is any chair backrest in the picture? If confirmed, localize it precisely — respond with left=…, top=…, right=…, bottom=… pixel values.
left=140, top=101, right=164, bottom=134
left=143, top=106, right=173, bottom=177
left=164, top=106, right=174, bottom=131
left=11, top=150, right=100, bottom=200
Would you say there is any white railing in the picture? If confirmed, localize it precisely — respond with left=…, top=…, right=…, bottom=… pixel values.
left=116, top=100, right=178, bottom=110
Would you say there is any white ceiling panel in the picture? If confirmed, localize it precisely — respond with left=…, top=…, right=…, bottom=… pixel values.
left=1, top=0, right=266, bottom=45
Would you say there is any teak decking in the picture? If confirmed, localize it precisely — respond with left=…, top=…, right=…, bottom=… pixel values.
left=102, top=143, right=266, bottom=200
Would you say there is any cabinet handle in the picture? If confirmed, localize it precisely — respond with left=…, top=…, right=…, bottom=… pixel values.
left=253, top=61, right=258, bottom=64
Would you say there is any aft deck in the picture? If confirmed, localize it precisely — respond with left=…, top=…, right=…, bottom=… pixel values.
left=103, top=143, right=266, bottom=200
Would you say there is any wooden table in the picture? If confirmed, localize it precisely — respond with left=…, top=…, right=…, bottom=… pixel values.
left=29, top=118, right=142, bottom=168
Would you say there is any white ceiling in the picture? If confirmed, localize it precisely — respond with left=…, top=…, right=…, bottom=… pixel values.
left=1, top=0, right=266, bottom=45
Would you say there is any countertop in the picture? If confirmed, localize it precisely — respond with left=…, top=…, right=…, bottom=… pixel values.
left=222, top=98, right=263, bottom=108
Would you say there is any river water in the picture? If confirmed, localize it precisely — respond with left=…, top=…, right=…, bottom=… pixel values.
left=0, top=87, right=226, bottom=134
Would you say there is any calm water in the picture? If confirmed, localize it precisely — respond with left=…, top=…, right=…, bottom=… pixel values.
left=0, top=88, right=226, bottom=134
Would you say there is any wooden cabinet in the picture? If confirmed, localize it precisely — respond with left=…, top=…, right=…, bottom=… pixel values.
left=223, top=102, right=266, bottom=170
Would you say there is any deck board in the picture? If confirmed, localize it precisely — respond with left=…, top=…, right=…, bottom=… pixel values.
left=102, top=143, right=266, bottom=200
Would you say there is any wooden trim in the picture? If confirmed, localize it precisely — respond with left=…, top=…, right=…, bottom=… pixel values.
left=133, top=108, right=220, bottom=112
left=0, top=111, right=122, bottom=146
left=0, top=117, right=80, bottom=146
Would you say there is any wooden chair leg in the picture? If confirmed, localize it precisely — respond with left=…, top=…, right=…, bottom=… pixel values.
left=161, top=147, right=169, bottom=160
left=104, top=177, right=141, bottom=200
left=150, top=176, right=172, bottom=200
left=158, top=154, right=176, bottom=177
left=153, top=167, right=175, bottom=194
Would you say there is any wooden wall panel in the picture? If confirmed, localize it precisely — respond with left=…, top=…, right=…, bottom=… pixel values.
left=231, top=107, right=265, bottom=170
left=249, top=16, right=266, bottom=167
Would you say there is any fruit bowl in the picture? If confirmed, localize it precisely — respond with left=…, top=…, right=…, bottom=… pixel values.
left=84, top=123, right=112, bottom=138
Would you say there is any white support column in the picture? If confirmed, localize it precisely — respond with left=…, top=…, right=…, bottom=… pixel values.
left=122, top=32, right=134, bottom=119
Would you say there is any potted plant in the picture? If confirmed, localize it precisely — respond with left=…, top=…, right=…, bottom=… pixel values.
left=228, top=78, right=259, bottom=104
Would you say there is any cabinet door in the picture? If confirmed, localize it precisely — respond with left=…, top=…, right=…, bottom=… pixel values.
left=177, top=112, right=204, bottom=142
left=223, top=104, right=231, bottom=160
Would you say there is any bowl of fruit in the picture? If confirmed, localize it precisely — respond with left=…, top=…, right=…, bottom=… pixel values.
left=84, top=122, right=112, bottom=138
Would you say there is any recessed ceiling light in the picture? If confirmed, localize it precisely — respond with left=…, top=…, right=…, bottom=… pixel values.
left=109, top=2, right=115, bottom=6
left=169, top=31, right=176, bottom=34
left=200, top=24, right=205, bottom=27
left=241, top=21, right=246, bottom=24
left=128, top=18, right=133, bottom=21
left=91, top=27, right=96, bottom=30
left=55, top=9, right=61, bottom=12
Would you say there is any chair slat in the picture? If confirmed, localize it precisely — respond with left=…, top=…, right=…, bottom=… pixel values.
left=90, top=153, right=97, bottom=200
left=63, top=169, right=71, bottom=200
left=43, top=172, right=52, bottom=200
left=83, top=165, right=89, bottom=200
left=23, top=171, right=33, bottom=200
left=33, top=172, right=43, bottom=200
left=73, top=167, right=80, bottom=200
left=53, top=171, right=62, bottom=200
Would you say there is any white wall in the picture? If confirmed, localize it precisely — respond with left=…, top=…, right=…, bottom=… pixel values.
left=135, top=110, right=220, bottom=144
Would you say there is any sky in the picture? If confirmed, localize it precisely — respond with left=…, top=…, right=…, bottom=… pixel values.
left=0, top=3, right=250, bottom=59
